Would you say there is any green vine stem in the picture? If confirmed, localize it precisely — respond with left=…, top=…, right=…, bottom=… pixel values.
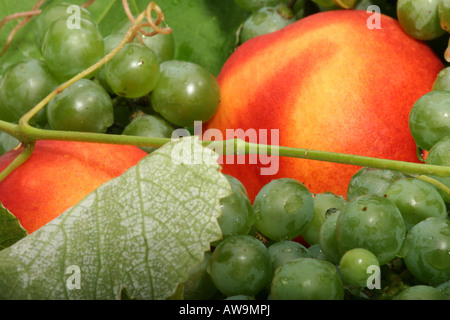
left=0, top=2, right=449, bottom=199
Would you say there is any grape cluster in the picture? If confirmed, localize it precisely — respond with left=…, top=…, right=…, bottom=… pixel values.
left=0, top=1, right=221, bottom=152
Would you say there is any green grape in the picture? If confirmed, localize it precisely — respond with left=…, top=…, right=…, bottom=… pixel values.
left=435, top=281, right=450, bottom=299
left=122, top=114, right=176, bottom=153
left=34, top=2, right=96, bottom=51
left=311, top=0, right=337, bottom=8
left=208, top=235, right=273, bottom=297
left=347, top=167, right=407, bottom=201
left=425, top=136, right=450, bottom=203
left=393, top=285, right=448, bottom=300
left=318, top=209, right=341, bottom=264
left=336, top=194, right=406, bottom=265
left=267, top=240, right=311, bottom=272
left=105, top=43, right=160, bottom=98
left=384, top=178, right=447, bottom=231
left=253, top=178, right=314, bottom=241
left=182, top=251, right=218, bottom=300
left=225, top=295, right=255, bottom=300
left=307, top=243, right=327, bottom=261
left=224, top=174, right=249, bottom=198
left=113, top=19, right=175, bottom=63
left=400, top=217, right=450, bottom=285
left=439, top=0, right=450, bottom=32
left=409, top=90, right=450, bottom=151
left=270, top=258, right=345, bottom=300
left=150, top=60, right=221, bottom=128
left=293, top=0, right=306, bottom=20
left=47, top=79, right=114, bottom=133
left=0, top=59, right=58, bottom=125
left=42, top=17, right=104, bottom=82
left=302, top=192, right=347, bottom=245
left=397, top=0, right=445, bottom=41
left=432, top=66, right=450, bottom=91
left=239, top=4, right=295, bottom=44
left=338, top=248, right=380, bottom=288
left=0, top=132, right=19, bottom=156
left=234, top=0, right=291, bottom=12
left=212, top=175, right=256, bottom=246
left=96, top=33, right=124, bottom=94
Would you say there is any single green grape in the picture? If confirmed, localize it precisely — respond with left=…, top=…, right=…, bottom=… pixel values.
left=270, top=258, right=345, bottom=300
left=0, top=59, right=58, bottom=126
left=347, top=167, right=407, bottom=201
left=208, top=235, right=273, bottom=297
left=393, top=285, right=448, bottom=300
left=397, top=0, right=445, bottom=41
left=182, top=251, right=218, bottom=300
left=425, top=136, right=450, bottom=203
left=253, top=178, right=314, bottom=241
left=400, top=217, right=450, bottom=285
left=42, top=17, right=104, bottom=82
left=34, top=2, right=97, bottom=51
left=432, top=66, right=450, bottom=91
left=339, top=248, right=380, bottom=288
left=409, top=90, right=450, bottom=151
left=384, top=178, right=447, bottom=231
left=234, top=0, right=291, bottom=12
left=150, top=60, right=221, bottom=128
left=435, top=281, right=450, bottom=299
left=267, top=240, right=311, bottom=272
left=293, top=0, right=306, bottom=20
left=47, top=79, right=114, bottom=133
left=239, top=4, right=295, bottom=44
left=224, top=174, right=249, bottom=199
left=336, top=194, right=406, bottom=265
left=122, top=114, right=175, bottom=153
left=105, top=43, right=160, bottom=98
left=212, top=175, right=256, bottom=246
left=95, top=33, right=124, bottom=94
left=318, top=209, right=342, bottom=264
left=439, top=0, right=450, bottom=32
left=307, top=243, right=327, bottom=261
left=302, top=192, right=347, bottom=245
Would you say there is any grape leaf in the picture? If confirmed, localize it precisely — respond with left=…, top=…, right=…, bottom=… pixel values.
left=0, top=137, right=231, bottom=300
left=0, top=203, right=28, bottom=251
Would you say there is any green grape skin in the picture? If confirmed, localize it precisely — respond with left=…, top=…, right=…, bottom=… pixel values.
left=347, top=167, right=407, bottom=201
left=225, top=295, right=255, bottom=300
left=234, top=0, right=291, bottom=12
left=252, top=178, right=314, bottom=241
left=400, top=217, right=450, bottom=285
left=208, top=235, right=273, bottom=297
left=393, top=285, right=448, bottom=300
left=425, top=136, right=450, bottom=203
left=270, top=258, right=345, bottom=300
left=267, top=240, right=311, bottom=272
left=96, top=33, right=124, bottom=94
left=336, top=194, right=406, bottom=265
left=409, top=90, right=450, bottom=151
left=302, top=192, right=347, bottom=245
left=47, top=79, right=114, bottom=133
left=396, top=0, right=445, bottom=41
left=318, top=209, right=342, bottom=264
left=42, top=18, right=104, bottom=82
left=384, top=178, right=447, bottom=231
left=338, top=248, right=380, bottom=288
left=122, top=114, right=176, bottom=153
left=0, top=132, right=19, bottom=156
left=293, top=0, right=306, bottom=20
left=34, top=2, right=96, bottom=51
left=435, top=281, right=450, bottom=299
left=432, top=66, right=450, bottom=91
left=439, top=0, right=450, bottom=32
left=182, top=251, right=218, bottom=300
left=307, top=243, right=327, bottom=261
left=211, top=175, right=256, bottom=246
left=150, top=60, right=221, bottom=128
left=0, top=59, right=58, bottom=126
left=105, top=43, right=160, bottom=99
left=224, top=174, right=249, bottom=198
left=239, top=4, right=295, bottom=44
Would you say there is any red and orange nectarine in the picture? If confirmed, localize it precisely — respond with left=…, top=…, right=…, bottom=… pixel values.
left=205, top=10, right=444, bottom=201
left=0, top=140, right=147, bottom=233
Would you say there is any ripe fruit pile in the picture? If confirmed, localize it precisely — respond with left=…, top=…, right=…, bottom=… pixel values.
left=0, top=0, right=449, bottom=300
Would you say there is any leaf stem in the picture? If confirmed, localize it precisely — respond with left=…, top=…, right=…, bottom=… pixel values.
left=0, top=141, right=35, bottom=182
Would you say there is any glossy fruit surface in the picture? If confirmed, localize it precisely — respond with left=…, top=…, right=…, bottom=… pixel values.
left=0, top=140, right=147, bottom=233
left=205, top=10, right=443, bottom=201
